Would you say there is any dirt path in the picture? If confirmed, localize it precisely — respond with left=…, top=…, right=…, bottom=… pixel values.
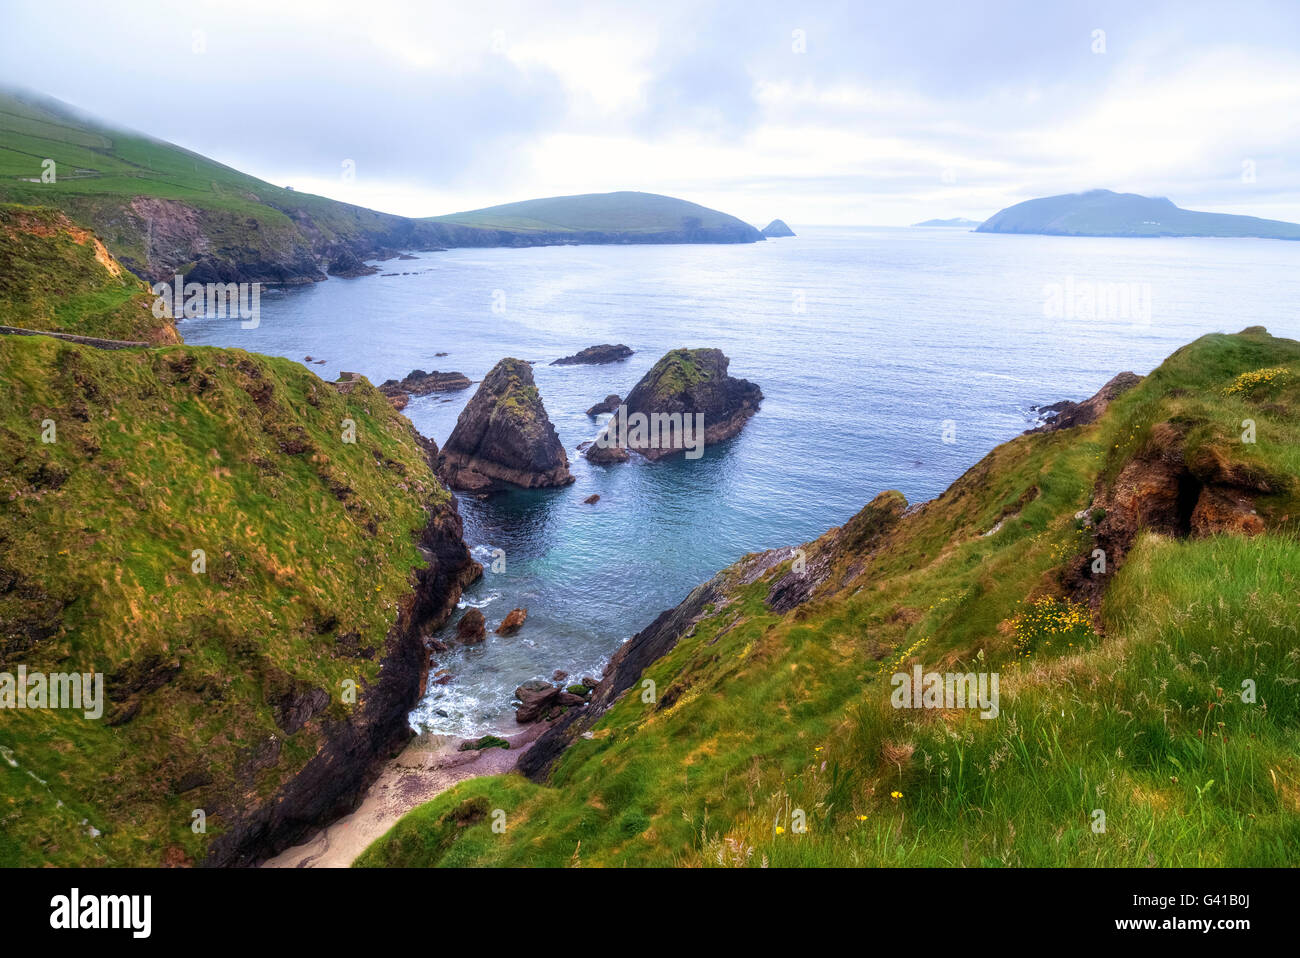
left=263, top=724, right=549, bottom=868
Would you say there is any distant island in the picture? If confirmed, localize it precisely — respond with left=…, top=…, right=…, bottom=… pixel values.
left=761, top=219, right=796, bottom=237
left=912, top=217, right=982, bottom=228
left=977, top=189, right=1300, bottom=240
left=428, top=192, right=764, bottom=245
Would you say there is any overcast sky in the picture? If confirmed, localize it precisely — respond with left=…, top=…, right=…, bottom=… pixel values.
left=3, top=0, right=1299, bottom=226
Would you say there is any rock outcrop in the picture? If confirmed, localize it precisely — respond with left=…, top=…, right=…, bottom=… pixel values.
left=455, top=607, right=487, bottom=645
left=437, top=359, right=574, bottom=490
left=205, top=492, right=481, bottom=866
left=552, top=344, right=634, bottom=366
left=586, top=394, right=622, bottom=416
left=378, top=369, right=473, bottom=410
left=1029, top=372, right=1141, bottom=433
left=761, top=219, right=796, bottom=237
left=496, top=608, right=528, bottom=634
left=585, top=348, right=762, bottom=462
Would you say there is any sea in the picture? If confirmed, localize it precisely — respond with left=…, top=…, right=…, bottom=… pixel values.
left=181, top=226, right=1300, bottom=735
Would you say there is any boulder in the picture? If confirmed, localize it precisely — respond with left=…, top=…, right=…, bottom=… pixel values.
left=496, top=607, right=528, bottom=634
left=551, top=344, right=633, bottom=366
left=437, top=358, right=574, bottom=491
left=454, top=607, right=487, bottom=644
left=584, top=348, right=762, bottom=462
left=515, top=680, right=560, bottom=723
left=586, top=394, right=622, bottom=416
left=583, top=494, right=600, bottom=504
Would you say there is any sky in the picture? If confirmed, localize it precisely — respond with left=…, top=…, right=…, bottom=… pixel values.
left=3, top=0, right=1299, bottom=226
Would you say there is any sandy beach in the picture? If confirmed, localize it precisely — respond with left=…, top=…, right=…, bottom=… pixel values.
left=263, top=724, right=550, bottom=868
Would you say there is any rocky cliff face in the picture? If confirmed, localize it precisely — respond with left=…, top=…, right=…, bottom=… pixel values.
left=204, top=496, right=480, bottom=866
left=438, top=358, right=574, bottom=491
left=586, top=348, right=762, bottom=462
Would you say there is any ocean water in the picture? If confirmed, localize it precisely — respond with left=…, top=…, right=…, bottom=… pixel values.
left=182, top=226, right=1300, bottom=735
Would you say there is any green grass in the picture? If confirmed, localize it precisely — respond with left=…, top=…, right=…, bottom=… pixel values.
left=428, top=191, right=757, bottom=235
left=0, top=332, right=450, bottom=866
left=0, top=203, right=175, bottom=342
left=359, top=327, right=1300, bottom=868
left=0, top=88, right=428, bottom=279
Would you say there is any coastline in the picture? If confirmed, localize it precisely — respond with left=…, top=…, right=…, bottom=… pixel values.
left=262, top=723, right=551, bottom=868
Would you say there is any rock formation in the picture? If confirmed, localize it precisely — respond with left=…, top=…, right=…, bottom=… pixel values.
left=496, top=608, right=528, bottom=634
left=437, top=359, right=573, bottom=491
left=378, top=369, right=472, bottom=409
left=584, top=348, right=762, bottom=462
left=761, top=219, right=796, bottom=237
left=552, top=344, right=633, bottom=366
left=1029, top=372, right=1141, bottom=433
left=586, top=394, right=622, bottom=416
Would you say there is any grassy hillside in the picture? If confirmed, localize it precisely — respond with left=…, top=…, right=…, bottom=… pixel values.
left=429, top=191, right=763, bottom=241
left=978, top=189, right=1300, bottom=240
left=0, top=88, right=433, bottom=282
left=359, top=327, right=1300, bottom=867
left=1, top=89, right=763, bottom=281
left=0, top=203, right=177, bottom=342
left=0, top=307, right=476, bottom=864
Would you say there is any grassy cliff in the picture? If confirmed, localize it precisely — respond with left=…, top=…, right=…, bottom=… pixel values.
left=1, top=89, right=761, bottom=282
left=359, top=327, right=1300, bottom=867
left=0, top=232, right=477, bottom=866
left=0, top=203, right=177, bottom=343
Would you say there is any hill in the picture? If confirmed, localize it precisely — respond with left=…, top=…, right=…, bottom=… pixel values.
left=913, top=217, right=981, bottom=228
left=0, top=226, right=480, bottom=866
left=359, top=326, right=1300, bottom=867
left=977, top=190, right=1300, bottom=240
left=429, top=191, right=764, bottom=244
left=0, top=89, right=761, bottom=284
left=761, top=219, right=795, bottom=237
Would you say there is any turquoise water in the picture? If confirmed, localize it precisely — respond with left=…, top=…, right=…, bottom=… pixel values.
left=182, top=226, right=1300, bottom=735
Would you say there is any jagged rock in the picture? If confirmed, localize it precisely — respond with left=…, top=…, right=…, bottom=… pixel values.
left=586, top=394, right=622, bottom=416
left=585, top=348, right=762, bottom=462
left=552, top=344, right=634, bottom=366
left=437, top=359, right=574, bottom=490
left=761, top=219, right=796, bottom=237
left=455, top=607, right=487, bottom=644
left=585, top=443, right=630, bottom=464
left=378, top=369, right=472, bottom=410
left=515, top=680, right=560, bottom=723
left=1029, top=372, right=1141, bottom=433
left=496, top=607, right=527, bottom=634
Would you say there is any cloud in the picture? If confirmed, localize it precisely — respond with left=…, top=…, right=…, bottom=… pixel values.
left=2, top=0, right=1299, bottom=224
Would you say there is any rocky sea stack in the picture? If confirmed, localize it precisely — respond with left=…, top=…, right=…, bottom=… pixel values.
left=586, top=348, right=762, bottom=462
left=552, top=344, right=633, bottom=366
left=761, top=219, right=796, bottom=237
left=437, top=358, right=574, bottom=491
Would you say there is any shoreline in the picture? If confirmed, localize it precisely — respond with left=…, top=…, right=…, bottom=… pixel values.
left=262, top=722, right=551, bottom=868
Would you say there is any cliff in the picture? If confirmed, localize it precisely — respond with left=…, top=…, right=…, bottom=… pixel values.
left=0, top=229, right=480, bottom=866
left=361, top=327, right=1300, bottom=868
